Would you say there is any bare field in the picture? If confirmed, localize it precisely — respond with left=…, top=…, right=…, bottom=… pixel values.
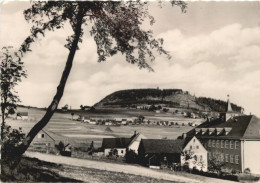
left=7, top=107, right=198, bottom=148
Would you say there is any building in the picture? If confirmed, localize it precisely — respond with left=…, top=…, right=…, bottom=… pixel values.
left=181, top=136, right=208, bottom=172
left=101, top=132, right=146, bottom=157
left=128, top=132, right=147, bottom=154
left=60, top=143, right=72, bottom=157
left=138, top=139, right=185, bottom=167
left=138, top=137, right=207, bottom=170
left=30, top=129, right=56, bottom=153
left=186, top=97, right=260, bottom=174
left=102, top=138, right=132, bottom=157
left=16, top=112, right=28, bottom=120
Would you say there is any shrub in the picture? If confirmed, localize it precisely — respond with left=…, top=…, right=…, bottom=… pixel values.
left=238, top=173, right=260, bottom=182
left=244, top=168, right=251, bottom=174
left=1, top=125, right=25, bottom=159
left=1, top=125, right=25, bottom=179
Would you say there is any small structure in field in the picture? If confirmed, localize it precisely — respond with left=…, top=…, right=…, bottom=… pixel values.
left=61, top=143, right=72, bottom=157
left=16, top=112, right=28, bottom=120
left=105, top=127, right=113, bottom=132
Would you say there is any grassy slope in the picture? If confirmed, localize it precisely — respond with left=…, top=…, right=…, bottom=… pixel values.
left=0, top=157, right=176, bottom=183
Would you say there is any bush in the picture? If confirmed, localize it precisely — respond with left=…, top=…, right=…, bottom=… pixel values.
left=244, top=168, right=251, bottom=174
left=1, top=125, right=25, bottom=159
left=238, top=174, right=260, bottom=182
left=1, top=125, right=26, bottom=179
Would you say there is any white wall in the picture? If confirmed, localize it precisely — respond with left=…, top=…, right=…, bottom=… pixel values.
left=104, top=148, right=126, bottom=157
left=243, top=140, right=260, bottom=175
left=181, top=137, right=208, bottom=172
left=128, top=134, right=147, bottom=154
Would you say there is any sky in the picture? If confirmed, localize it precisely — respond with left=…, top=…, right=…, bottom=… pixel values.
left=1, top=1, right=260, bottom=116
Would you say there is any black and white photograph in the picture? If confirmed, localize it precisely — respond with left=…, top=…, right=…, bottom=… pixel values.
left=1, top=0, right=260, bottom=182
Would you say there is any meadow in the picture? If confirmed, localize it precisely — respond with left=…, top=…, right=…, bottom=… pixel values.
left=7, top=107, right=201, bottom=148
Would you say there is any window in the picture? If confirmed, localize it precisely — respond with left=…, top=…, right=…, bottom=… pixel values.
left=235, top=141, right=239, bottom=149
left=225, top=140, right=229, bottom=149
left=196, top=145, right=199, bottom=149
left=208, top=140, right=211, bottom=147
left=235, top=155, right=239, bottom=164
left=230, top=140, right=234, bottom=149
left=230, top=155, right=234, bottom=163
left=190, top=145, right=192, bottom=149
left=194, top=155, right=197, bottom=161
left=221, top=140, right=224, bottom=148
left=221, top=153, right=225, bottom=162
left=225, top=154, right=229, bottom=162
left=200, top=155, right=203, bottom=161
left=212, top=140, right=215, bottom=147
left=41, top=134, right=45, bottom=138
left=216, top=140, right=219, bottom=148
left=212, top=152, right=215, bottom=158
left=121, top=150, right=124, bottom=153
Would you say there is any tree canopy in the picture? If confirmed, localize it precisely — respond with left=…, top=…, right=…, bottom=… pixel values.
left=20, top=1, right=186, bottom=70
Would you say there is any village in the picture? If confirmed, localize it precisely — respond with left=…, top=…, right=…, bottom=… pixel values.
left=13, top=98, right=260, bottom=182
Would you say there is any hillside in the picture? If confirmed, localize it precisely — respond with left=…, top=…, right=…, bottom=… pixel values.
left=94, top=89, right=243, bottom=113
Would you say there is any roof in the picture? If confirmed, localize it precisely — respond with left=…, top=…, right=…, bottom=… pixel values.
left=140, top=139, right=185, bottom=154
left=102, top=138, right=132, bottom=149
left=17, top=112, right=28, bottom=116
left=41, top=129, right=55, bottom=141
left=187, top=115, right=260, bottom=140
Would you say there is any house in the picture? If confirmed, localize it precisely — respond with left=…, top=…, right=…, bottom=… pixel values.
left=102, top=138, right=132, bottom=157
left=185, top=97, right=260, bottom=174
left=30, top=129, right=55, bottom=153
left=138, top=139, right=185, bottom=168
left=61, top=104, right=68, bottom=111
left=181, top=136, right=208, bottom=172
left=121, top=119, right=127, bottom=125
left=101, top=132, right=146, bottom=157
left=128, top=132, right=147, bottom=154
left=138, top=137, right=208, bottom=170
left=105, top=121, right=113, bottom=126
left=16, top=112, right=28, bottom=120
left=89, top=119, right=97, bottom=125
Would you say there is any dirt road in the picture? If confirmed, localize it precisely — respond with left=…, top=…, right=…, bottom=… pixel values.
left=24, top=152, right=234, bottom=183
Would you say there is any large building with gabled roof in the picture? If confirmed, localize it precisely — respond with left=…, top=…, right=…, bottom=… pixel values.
left=101, top=132, right=146, bottom=157
left=185, top=97, right=260, bottom=174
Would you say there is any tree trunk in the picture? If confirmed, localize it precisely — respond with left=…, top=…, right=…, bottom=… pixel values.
left=7, top=7, right=85, bottom=168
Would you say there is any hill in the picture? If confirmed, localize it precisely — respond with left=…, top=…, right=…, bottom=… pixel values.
left=94, top=88, right=243, bottom=113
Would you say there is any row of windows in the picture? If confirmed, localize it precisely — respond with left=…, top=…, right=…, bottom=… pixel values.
left=208, top=139, right=239, bottom=149
left=209, top=152, right=239, bottom=164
